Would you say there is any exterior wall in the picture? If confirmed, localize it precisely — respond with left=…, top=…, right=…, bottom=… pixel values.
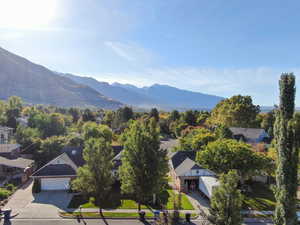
left=49, top=153, right=78, bottom=170
left=183, top=169, right=215, bottom=177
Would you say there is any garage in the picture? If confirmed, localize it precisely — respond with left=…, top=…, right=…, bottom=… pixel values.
left=41, top=178, right=70, bottom=191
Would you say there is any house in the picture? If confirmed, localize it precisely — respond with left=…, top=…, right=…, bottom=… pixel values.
left=0, top=144, right=21, bottom=159
left=0, top=126, right=14, bottom=144
left=0, top=144, right=34, bottom=185
left=169, top=151, right=219, bottom=199
left=229, top=127, right=270, bottom=144
left=31, top=146, right=123, bottom=191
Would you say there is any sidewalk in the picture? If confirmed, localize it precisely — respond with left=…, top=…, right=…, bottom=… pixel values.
left=67, top=208, right=198, bottom=214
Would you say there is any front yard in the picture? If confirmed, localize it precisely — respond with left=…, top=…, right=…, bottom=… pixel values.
left=242, top=182, right=276, bottom=211
left=68, top=189, right=194, bottom=210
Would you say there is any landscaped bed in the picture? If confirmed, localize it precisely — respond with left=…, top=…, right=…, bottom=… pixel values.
left=68, top=189, right=194, bottom=210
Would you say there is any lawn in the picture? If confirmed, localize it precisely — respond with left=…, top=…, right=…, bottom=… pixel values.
left=68, top=189, right=194, bottom=210
left=242, top=182, right=276, bottom=211
left=60, top=211, right=197, bottom=219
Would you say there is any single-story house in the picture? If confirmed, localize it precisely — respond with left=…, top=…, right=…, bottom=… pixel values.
left=31, top=146, right=123, bottom=191
left=229, top=127, right=270, bottom=144
left=169, top=151, right=219, bottom=199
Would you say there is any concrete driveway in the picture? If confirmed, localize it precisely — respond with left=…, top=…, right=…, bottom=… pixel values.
left=4, top=179, right=73, bottom=219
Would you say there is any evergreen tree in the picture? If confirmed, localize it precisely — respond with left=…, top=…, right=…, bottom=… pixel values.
left=72, top=138, right=114, bottom=216
left=119, top=119, right=169, bottom=211
left=209, top=170, right=243, bottom=225
left=169, top=110, right=180, bottom=122
left=150, top=108, right=160, bottom=122
left=274, top=73, right=300, bottom=225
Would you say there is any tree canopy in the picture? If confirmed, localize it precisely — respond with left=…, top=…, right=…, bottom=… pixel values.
left=208, top=95, right=260, bottom=127
left=119, top=119, right=169, bottom=210
left=196, top=139, right=271, bottom=180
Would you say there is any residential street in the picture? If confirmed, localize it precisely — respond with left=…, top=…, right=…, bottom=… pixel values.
left=0, top=219, right=273, bottom=225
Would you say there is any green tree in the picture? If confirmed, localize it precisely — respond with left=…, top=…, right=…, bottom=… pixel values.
left=5, top=96, right=23, bottom=129
left=82, top=122, right=112, bottom=142
left=182, top=110, right=197, bottom=126
left=208, top=95, right=260, bottom=127
left=150, top=108, right=159, bottom=122
left=68, top=107, right=81, bottom=123
left=274, top=73, right=300, bottom=225
left=15, top=126, right=40, bottom=149
left=36, top=136, right=66, bottom=166
left=169, top=110, right=180, bottom=122
left=209, top=170, right=243, bottom=225
left=215, top=125, right=233, bottom=139
left=119, top=119, right=169, bottom=211
left=81, top=109, right=96, bottom=122
left=196, top=139, right=271, bottom=180
left=260, top=110, right=275, bottom=139
left=72, top=138, right=114, bottom=217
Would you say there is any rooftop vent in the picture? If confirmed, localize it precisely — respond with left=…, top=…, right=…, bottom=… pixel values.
left=72, top=150, right=77, bottom=155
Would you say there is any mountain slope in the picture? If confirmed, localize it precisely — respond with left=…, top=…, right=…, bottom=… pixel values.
left=0, top=47, right=122, bottom=109
left=112, top=83, right=224, bottom=110
left=62, top=73, right=158, bottom=108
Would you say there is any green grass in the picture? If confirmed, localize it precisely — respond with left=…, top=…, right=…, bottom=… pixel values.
left=60, top=211, right=197, bottom=219
left=242, top=182, right=276, bottom=211
left=68, top=190, right=194, bottom=210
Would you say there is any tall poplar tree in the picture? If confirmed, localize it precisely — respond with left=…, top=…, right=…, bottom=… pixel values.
left=119, top=118, right=169, bottom=211
left=274, top=73, right=300, bottom=225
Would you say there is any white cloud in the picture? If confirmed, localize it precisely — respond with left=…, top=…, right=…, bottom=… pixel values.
left=104, top=41, right=155, bottom=65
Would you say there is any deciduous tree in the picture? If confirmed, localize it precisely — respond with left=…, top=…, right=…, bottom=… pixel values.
left=72, top=138, right=114, bottom=217
left=209, top=170, right=243, bottom=225
left=119, top=119, right=169, bottom=211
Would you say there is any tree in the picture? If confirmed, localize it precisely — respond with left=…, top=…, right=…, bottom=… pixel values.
left=208, top=170, right=243, bottom=225
left=169, top=110, right=180, bottom=122
left=119, top=119, right=169, bottom=211
left=72, top=138, right=114, bottom=217
left=215, top=125, right=233, bottom=139
left=82, top=122, right=112, bottom=142
left=68, top=107, right=81, bottom=123
left=177, top=127, right=215, bottom=151
left=208, top=95, right=260, bottom=127
left=5, top=96, right=23, bottom=129
left=196, top=139, right=271, bottom=180
left=182, top=110, right=197, bottom=126
left=150, top=108, right=159, bottom=122
left=274, top=73, right=300, bottom=225
left=81, top=109, right=96, bottom=122
left=260, top=110, right=276, bottom=139
left=36, top=136, right=66, bottom=166
left=15, top=126, right=40, bottom=149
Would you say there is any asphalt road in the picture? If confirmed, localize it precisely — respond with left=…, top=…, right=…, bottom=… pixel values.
left=0, top=219, right=273, bottom=225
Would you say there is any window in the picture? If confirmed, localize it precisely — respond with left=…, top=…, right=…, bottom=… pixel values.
left=196, top=170, right=199, bottom=174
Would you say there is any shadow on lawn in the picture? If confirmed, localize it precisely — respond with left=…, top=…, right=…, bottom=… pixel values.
left=68, top=183, right=171, bottom=210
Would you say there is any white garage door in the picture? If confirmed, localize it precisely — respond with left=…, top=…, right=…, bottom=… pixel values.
left=41, top=178, right=70, bottom=191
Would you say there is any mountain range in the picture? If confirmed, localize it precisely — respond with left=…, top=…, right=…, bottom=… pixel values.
left=0, top=46, right=224, bottom=110
left=63, top=74, right=224, bottom=110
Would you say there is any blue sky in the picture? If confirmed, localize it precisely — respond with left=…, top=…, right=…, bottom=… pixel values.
left=0, top=0, right=300, bottom=105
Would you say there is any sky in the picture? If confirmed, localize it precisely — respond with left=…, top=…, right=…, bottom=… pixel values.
left=0, top=0, right=300, bottom=106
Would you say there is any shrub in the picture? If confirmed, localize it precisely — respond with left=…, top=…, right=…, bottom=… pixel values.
left=0, top=188, right=11, bottom=200
left=32, top=179, right=41, bottom=193
left=5, top=184, right=16, bottom=192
